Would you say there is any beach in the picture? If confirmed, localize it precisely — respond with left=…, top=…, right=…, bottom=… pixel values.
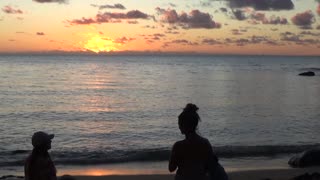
left=4, top=167, right=320, bottom=180
left=1, top=55, right=320, bottom=178
left=73, top=168, right=320, bottom=180
left=1, top=0, right=320, bottom=177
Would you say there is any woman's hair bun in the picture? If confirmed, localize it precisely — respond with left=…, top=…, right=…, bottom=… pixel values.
left=183, top=103, right=199, bottom=113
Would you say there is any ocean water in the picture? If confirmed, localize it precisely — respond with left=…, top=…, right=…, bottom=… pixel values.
left=0, top=54, right=320, bottom=174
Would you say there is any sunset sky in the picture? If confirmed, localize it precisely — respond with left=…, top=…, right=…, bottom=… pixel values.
left=1, top=0, right=320, bottom=55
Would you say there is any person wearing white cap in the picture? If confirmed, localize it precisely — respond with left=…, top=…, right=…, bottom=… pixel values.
left=24, top=131, right=57, bottom=180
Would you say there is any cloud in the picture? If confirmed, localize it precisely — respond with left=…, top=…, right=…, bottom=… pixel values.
left=2, top=6, right=23, bottom=14
left=162, top=39, right=199, bottom=48
left=232, top=9, right=288, bottom=25
left=232, top=9, right=248, bottom=20
left=200, top=1, right=213, bottom=7
left=165, top=31, right=180, bottom=34
left=299, top=31, right=320, bottom=37
left=169, top=3, right=176, bottom=7
left=251, top=12, right=266, bottom=21
left=36, top=32, right=45, bottom=35
left=226, top=0, right=294, bottom=10
left=220, top=8, right=228, bottom=13
left=33, top=0, right=66, bottom=3
left=113, top=37, right=135, bottom=44
left=143, top=33, right=166, bottom=42
left=127, top=20, right=138, bottom=24
left=280, top=31, right=320, bottom=45
left=202, top=38, right=222, bottom=45
left=217, top=35, right=280, bottom=46
left=118, top=10, right=149, bottom=19
left=96, top=10, right=150, bottom=23
left=154, top=33, right=166, bottom=37
left=69, top=10, right=151, bottom=25
left=91, top=3, right=126, bottom=10
left=99, top=10, right=149, bottom=20
left=171, top=39, right=199, bottom=46
left=231, top=29, right=243, bottom=35
left=156, top=8, right=221, bottom=29
left=69, top=17, right=96, bottom=25
left=143, top=25, right=156, bottom=29
left=291, top=11, right=315, bottom=28
left=262, top=15, right=288, bottom=24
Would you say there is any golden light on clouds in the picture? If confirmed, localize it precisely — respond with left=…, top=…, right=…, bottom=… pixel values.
left=1, top=0, right=320, bottom=55
left=84, top=35, right=118, bottom=53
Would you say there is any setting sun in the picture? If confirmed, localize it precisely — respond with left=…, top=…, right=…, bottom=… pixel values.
left=84, top=35, right=118, bottom=53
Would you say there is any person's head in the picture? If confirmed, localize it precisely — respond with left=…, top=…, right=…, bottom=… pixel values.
left=32, top=131, right=54, bottom=150
left=178, top=103, right=200, bottom=135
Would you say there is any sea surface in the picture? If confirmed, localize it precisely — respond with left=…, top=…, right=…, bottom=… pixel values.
left=0, top=54, right=320, bottom=175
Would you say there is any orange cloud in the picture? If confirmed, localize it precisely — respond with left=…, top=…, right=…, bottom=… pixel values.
left=2, top=6, right=23, bottom=14
left=36, top=32, right=45, bottom=36
left=69, top=10, right=151, bottom=25
left=113, top=37, right=136, bottom=44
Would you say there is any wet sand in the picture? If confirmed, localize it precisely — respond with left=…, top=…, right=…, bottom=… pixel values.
left=72, top=167, right=320, bottom=180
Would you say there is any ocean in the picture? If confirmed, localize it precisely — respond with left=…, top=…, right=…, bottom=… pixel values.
left=0, top=54, right=319, bottom=176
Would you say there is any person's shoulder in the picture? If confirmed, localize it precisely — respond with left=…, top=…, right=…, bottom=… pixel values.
left=197, top=136, right=213, bottom=147
left=172, top=140, right=187, bottom=149
left=197, top=135, right=210, bottom=143
left=173, top=140, right=185, bottom=146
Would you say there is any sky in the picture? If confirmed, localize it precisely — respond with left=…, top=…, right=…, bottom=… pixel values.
left=1, top=0, right=320, bottom=55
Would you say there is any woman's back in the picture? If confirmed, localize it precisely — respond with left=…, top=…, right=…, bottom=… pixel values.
left=169, top=104, right=221, bottom=180
left=170, top=133, right=217, bottom=180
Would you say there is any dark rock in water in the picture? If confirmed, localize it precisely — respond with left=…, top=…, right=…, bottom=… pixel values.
left=289, top=149, right=320, bottom=167
left=299, top=71, right=315, bottom=76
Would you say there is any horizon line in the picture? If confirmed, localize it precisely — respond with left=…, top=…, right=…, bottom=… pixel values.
left=0, top=50, right=319, bottom=57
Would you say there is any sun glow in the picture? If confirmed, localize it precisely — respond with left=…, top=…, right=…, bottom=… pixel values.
left=84, top=35, right=118, bottom=53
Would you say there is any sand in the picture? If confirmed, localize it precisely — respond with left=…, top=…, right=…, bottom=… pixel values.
left=72, top=167, right=320, bottom=180
left=3, top=167, right=320, bottom=180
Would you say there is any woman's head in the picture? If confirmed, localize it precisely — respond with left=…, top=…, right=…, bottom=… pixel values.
left=178, top=103, right=200, bottom=134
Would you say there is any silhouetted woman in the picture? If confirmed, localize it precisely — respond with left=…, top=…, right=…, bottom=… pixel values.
left=25, top=131, right=57, bottom=180
left=169, top=104, right=227, bottom=180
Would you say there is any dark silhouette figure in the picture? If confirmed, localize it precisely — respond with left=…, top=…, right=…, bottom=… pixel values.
left=169, top=104, right=228, bottom=180
left=289, top=149, right=320, bottom=167
left=25, top=131, right=57, bottom=180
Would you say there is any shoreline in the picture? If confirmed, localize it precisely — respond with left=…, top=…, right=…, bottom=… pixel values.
left=58, top=167, right=320, bottom=180
left=0, top=155, right=294, bottom=176
left=60, top=167, right=320, bottom=180
left=3, top=167, right=320, bottom=180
